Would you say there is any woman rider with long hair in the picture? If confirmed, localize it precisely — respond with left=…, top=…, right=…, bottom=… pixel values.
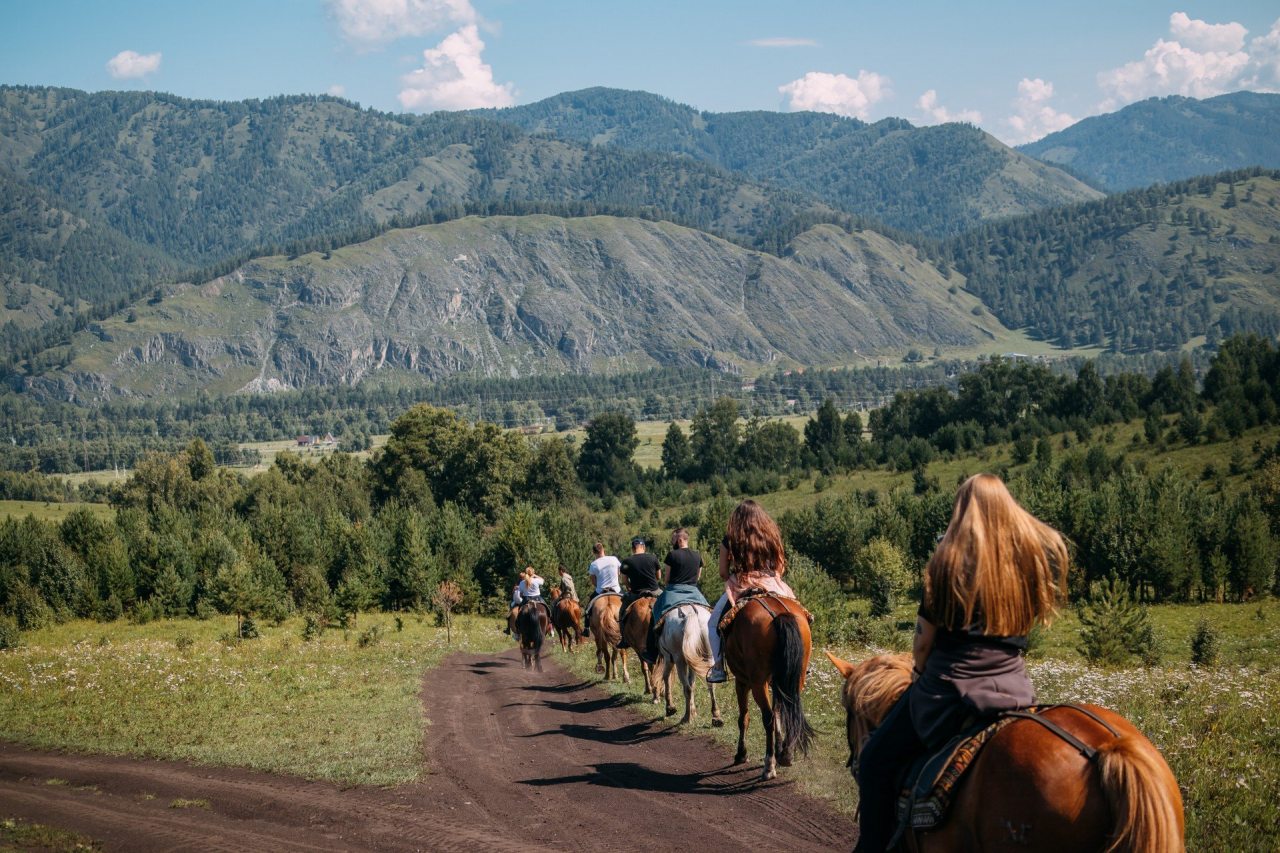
left=855, top=473, right=1070, bottom=852
left=706, top=499, right=797, bottom=683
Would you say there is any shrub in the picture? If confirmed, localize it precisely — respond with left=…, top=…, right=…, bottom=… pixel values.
left=856, top=538, right=914, bottom=618
left=0, top=616, right=20, bottom=650
left=1076, top=577, right=1154, bottom=666
left=97, top=593, right=123, bottom=623
left=1190, top=619, right=1220, bottom=666
left=173, top=634, right=194, bottom=652
left=357, top=624, right=383, bottom=648
left=784, top=553, right=849, bottom=645
left=301, top=613, right=324, bottom=641
left=238, top=615, right=260, bottom=640
left=849, top=615, right=908, bottom=651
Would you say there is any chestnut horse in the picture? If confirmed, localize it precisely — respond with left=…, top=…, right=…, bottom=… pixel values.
left=722, top=594, right=814, bottom=781
left=549, top=589, right=583, bottom=652
left=621, top=596, right=660, bottom=701
left=656, top=603, right=722, bottom=726
left=514, top=601, right=550, bottom=672
left=588, top=593, right=626, bottom=681
left=826, top=652, right=1185, bottom=853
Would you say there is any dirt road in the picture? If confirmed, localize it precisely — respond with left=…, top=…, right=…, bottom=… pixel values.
left=0, top=647, right=856, bottom=851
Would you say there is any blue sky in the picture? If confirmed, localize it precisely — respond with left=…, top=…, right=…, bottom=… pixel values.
left=1, top=1, right=1278, bottom=143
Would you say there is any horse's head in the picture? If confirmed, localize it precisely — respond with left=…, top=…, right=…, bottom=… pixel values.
left=826, top=651, right=913, bottom=770
left=550, top=587, right=562, bottom=602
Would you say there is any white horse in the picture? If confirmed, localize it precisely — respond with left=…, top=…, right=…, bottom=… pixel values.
left=657, top=603, right=722, bottom=726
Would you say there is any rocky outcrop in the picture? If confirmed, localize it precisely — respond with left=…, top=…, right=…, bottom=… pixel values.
left=62, top=215, right=1012, bottom=398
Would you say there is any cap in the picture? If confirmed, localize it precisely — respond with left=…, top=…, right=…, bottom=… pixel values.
left=631, top=536, right=645, bottom=547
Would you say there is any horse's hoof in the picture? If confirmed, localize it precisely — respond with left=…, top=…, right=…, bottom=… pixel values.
left=778, top=752, right=794, bottom=768
left=733, top=752, right=747, bottom=766
left=595, top=664, right=603, bottom=673
left=761, top=767, right=777, bottom=782
left=665, top=706, right=677, bottom=717
left=711, top=717, right=724, bottom=728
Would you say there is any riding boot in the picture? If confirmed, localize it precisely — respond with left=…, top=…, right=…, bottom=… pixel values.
left=638, top=619, right=660, bottom=665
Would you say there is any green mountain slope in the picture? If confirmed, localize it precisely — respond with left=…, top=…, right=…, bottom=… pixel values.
left=0, top=85, right=833, bottom=312
left=42, top=215, right=1010, bottom=400
left=1020, top=92, right=1280, bottom=191
left=946, top=170, right=1280, bottom=351
left=475, top=87, right=1103, bottom=236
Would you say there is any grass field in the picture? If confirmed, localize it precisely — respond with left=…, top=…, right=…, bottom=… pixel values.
left=0, top=500, right=113, bottom=523
left=0, top=614, right=506, bottom=786
left=559, top=597, right=1280, bottom=852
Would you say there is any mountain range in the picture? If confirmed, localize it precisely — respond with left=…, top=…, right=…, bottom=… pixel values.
left=1020, top=91, right=1280, bottom=191
left=2, top=84, right=1279, bottom=400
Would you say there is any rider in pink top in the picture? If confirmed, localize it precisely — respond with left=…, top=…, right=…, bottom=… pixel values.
left=707, top=500, right=796, bottom=682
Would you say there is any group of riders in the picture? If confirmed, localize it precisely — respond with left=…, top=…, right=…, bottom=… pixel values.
left=502, top=479, right=1174, bottom=852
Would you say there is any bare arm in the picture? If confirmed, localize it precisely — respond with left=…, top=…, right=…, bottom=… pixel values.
left=718, top=545, right=731, bottom=582
left=912, top=616, right=936, bottom=677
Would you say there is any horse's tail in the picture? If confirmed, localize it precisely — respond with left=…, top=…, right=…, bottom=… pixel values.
left=519, top=605, right=545, bottom=651
left=681, top=607, right=712, bottom=678
left=1096, top=735, right=1185, bottom=853
left=770, top=612, right=814, bottom=758
left=598, top=600, right=622, bottom=647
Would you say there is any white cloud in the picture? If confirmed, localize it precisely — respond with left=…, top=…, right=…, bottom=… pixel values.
left=327, top=84, right=347, bottom=97
left=1003, top=77, right=1076, bottom=144
left=398, top=25, right=514, bottom=111
left=1169, top=11, right=1246, bottom=53
left=106, top=50, right=161, bottom=79
left=330, top=0, right=476, bottom=48
left=777, top=70, right=890, bottom=120
left=746, top=37, right=817, bottom=48
left=916, top=89, right=982, bottom=125
left=1244, top=19, right=1280, bottom=90
left=1096, top=12, right=1279, bottom=109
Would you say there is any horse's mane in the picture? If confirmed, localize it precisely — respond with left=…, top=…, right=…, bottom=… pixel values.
left=839, top=653, right=913, bottom=752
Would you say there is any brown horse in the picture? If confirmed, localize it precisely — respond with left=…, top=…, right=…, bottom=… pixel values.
left=514, top=601, right=550, bottom=672
left=621, top=596, right=660, bottom=701
left=549, top=589, right=583, bottom=652
left=722, top=594, right=814, bottom=781
left=826, top=652, right=1185, bottom=853
left=588, top=593, right=627, bottom=681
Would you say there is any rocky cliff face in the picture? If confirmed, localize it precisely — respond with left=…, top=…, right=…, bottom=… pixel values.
left=54, top=215, right=1008, bottom=399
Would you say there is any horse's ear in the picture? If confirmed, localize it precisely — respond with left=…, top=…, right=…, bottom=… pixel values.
left=825, top=650, right=857, bottom=680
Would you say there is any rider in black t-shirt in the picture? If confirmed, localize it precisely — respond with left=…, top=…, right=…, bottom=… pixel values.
left=638, top=529, right=707, bottom=665
left=617, top=537, right=661, bottom=648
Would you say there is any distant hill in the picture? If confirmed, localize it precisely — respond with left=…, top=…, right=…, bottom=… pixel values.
left=39, top=215, right=1010, bottom=400
left=945, top=169, right=1280, bottom=351
left=0, top=85, right=833, bottom=323
left=475, top=87, right=1102, bottom=236
left=1020, top=92, right=1280, bottom=191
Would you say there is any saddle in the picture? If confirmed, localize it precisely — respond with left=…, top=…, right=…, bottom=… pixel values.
left=890, top=704, right=1120, bottom=846
left=717, top=588, right=812, bottom=637
left=652, top=601, right=710, bottom=635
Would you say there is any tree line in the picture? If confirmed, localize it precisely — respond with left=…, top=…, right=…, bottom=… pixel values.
left=2, top=335, right=1278, bottom=640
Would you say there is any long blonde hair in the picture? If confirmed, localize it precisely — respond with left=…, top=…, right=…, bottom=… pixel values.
left=925, top=474, right=1068, bottom=636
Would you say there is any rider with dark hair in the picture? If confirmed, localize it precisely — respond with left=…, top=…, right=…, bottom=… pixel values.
left=639, top=528, right=706, bottom=665
left=617, top=536, right=661, bottom=649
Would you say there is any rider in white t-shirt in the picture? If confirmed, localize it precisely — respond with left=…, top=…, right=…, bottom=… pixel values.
left=581, top=542, right=622, bottom=638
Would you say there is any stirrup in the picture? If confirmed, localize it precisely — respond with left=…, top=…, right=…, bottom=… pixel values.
left=707, top=665, right=727, bottom=684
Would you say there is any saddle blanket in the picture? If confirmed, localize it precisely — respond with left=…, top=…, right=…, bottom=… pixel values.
left=717, top=589, right=812, bottom=635
left=894, top=711, right=1027, bottom=834
left=652, top=601, right=710, bottom=634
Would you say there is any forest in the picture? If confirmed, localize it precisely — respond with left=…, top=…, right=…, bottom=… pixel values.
left=2, top=334, right=1278, bottom=645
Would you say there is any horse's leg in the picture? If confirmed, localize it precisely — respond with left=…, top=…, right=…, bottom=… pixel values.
left=619, top=648, right=630, bottom=684
left=733, top=678, right=750, bottom=766
left=664, top=657, right=678, bottom=718
left=754, top=682, right=777, bottom=781
left=708, top=680, right=722, bottom=727
left=677, top=657, right=693, bottom=724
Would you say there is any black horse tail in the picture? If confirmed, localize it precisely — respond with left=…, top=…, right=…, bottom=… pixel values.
left=518, top=603, right=545, bottom=651
left=771, top=612, right=814, bottom=758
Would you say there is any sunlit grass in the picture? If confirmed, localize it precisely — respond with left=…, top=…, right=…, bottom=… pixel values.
left=0, top=613, right=506, bottom=786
